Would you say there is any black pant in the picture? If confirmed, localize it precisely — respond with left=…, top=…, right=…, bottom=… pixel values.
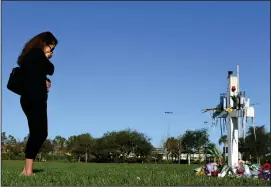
left=20, top=96, right=48, bottom=159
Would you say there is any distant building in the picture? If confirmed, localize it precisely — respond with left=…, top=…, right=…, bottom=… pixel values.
left=152, top=147, right=207, bottom=161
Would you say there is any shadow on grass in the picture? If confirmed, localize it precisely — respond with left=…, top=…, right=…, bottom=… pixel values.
left=33, top=169, right=44, bottom=173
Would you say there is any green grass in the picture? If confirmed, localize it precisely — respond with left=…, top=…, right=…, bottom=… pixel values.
left=1, top=160, right=270, bottom=186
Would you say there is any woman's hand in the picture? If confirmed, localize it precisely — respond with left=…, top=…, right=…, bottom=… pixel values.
left=46, top=79, right=51, bottom=92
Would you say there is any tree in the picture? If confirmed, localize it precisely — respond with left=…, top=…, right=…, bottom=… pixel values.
left=207, top=143, right=222, bottom=157
left=95, top=129, right=153, bottom=163
left=182, top=130, right=196, bottom=154
left=6, top=135, right=17, bottom=145
left=114, top=130, right=134, bottom=158
left=23, top=134, right=29, bottom=143
left=78, top=133, right=95, bottom=162
left=182, top=129, right=209, bottom=163
left=176, top=136, right=183, bottom=164
left=1, top=129, right=155, bottom=163
left=194, top=129, right=209, bottom=161
left=132, top=132, right=153, bottom=159
left=238, top=137, right=248, bottom=160
left=66, top=135, right=77, bottom=152
left=40, top=139, right=54, bottom=154
left=67, top=133, right=95, bottom=163
left=182, top=130, right=196, bottom=164
left=52, top=135, right=67, bottom=155
left=92, top=137, right=113, bottom=162
left=2, top=134, right=24, bottom=160
left=244, top=125, right=268, bottom=163
left=218, top=135, right=227, bottom=161
left=1, top=132, right=8, bottom=144
left=164, top=137, right=182, bottom=162
left=1, top=132, right=8, bottom=153
left=5, top=135, right=18, bottom=154
left=100, top=131, right=121, bottom=161
left=164, top=137, right=174, bottom=160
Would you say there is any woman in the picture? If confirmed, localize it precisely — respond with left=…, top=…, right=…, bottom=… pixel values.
left=18, top=31, right=58, bottom=176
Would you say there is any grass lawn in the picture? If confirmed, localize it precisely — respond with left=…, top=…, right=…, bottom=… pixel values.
left=1, top=160, right=270, bottom=186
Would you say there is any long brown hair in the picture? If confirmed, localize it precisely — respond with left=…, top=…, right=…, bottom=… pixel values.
left=17, top=31, right=58, bottom=66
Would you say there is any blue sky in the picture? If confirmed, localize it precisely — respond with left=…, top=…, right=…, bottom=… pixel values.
left=2, top=2, right=270, bottom=148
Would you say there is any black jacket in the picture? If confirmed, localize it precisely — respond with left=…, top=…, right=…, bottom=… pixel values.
left=20, top=48, right=54, bottom=101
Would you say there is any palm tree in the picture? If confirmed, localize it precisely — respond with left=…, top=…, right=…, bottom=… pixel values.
left=207, top=143, right=222, bottom=161
left=218, top=135, right=227, bottom=161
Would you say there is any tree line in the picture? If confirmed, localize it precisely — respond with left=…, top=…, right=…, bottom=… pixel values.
left=1, top=125, right=270, bottom=164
